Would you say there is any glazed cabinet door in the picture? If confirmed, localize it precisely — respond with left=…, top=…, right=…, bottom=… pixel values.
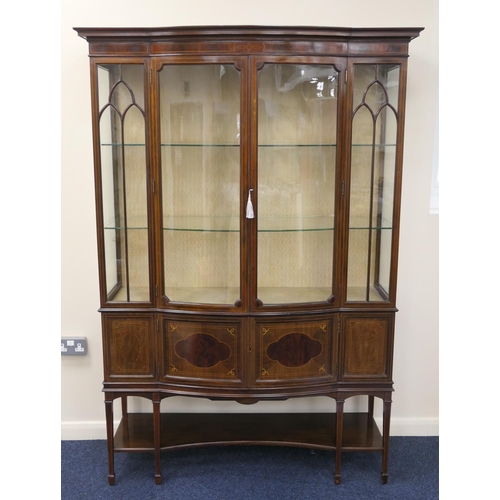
left=154, top=58, right=248, bottom=310
left=345, top=61, right=407, bottom=305
left=251, top=58, right=344, bottom=310
left=92, top=61, right=154, bottom=305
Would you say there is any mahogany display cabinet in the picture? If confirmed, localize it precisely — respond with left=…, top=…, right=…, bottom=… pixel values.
left=75, top=25, right=422, bottom=485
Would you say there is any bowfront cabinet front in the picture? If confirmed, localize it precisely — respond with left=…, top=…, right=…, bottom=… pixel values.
left=76, top=25, right=422, bottom=486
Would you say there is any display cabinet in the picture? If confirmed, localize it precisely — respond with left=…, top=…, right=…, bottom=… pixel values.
left=75, top=25, right=422, bottom=486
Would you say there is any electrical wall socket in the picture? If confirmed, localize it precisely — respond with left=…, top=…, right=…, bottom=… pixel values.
left=61, top=337, right=87, bottom=355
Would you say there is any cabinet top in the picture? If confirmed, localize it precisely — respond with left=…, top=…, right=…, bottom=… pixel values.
left=74, top=25, right=423, bottom=41
left=74, top=25, right=423, bottom=58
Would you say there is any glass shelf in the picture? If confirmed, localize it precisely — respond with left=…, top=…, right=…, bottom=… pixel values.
left=351, top=143, right=396, bottom=147
left=101, top=143, right=146, bottom=147
left=349, top=216, right=393, bottom=230
left=103, top=215, right=393, bottom=232
left=259, top=144, right=337, bottom=148
left=163, top=216, right=239, bottom=233
left=101, top=143, right=395, bottom=148
left=161, top=144, right=337, bottom=148
left=161, top=216, right=337, bottom=233
left=104, top=216, right=149, bottom=230
left=161, top=143, right=338, bottom=148
left=161, top=143, right=239, bottom=147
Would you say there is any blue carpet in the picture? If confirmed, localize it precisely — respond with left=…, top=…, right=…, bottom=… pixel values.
left=61, top=437, right=438, bottom=499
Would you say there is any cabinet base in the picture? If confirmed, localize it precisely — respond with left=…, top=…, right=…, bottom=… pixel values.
left=108, top=410, right=386, bottom=486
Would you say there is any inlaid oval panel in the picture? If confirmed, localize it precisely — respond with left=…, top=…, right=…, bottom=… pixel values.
left=267, top=333, right=322, bottom=368
left=175, top=333, right=231, bottom=368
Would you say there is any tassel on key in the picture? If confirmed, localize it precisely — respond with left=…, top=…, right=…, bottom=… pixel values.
left=246, top=189, right=255, bottom=219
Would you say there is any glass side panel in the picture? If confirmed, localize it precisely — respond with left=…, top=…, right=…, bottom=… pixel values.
left=347, top=64, right=400, bottom=302
left=97, top=64, right=150, bottom=302
left=257, top=64, right=338, bottom=305
left=159, top=64, right=241, bottom=305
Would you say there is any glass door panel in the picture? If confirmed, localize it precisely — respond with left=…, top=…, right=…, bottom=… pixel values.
left=159, top=64, right=241, bottom=305
left=347, top=64, right=400, bottom=302
left=257, top=64, right=338, bottom=305
left=97, top=64, right=150, bottom=302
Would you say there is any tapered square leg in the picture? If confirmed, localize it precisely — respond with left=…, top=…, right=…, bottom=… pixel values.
left=335, top=396, right=345, bottom=485
left=153, top=394, right=162, bottom=485
left=104, top=395, right=115, bottom=485
left=381, top=395, right=392, bottom=484
left=368, top=395, right=375, bottom=418
left=121, top=396, right=128, bottom=416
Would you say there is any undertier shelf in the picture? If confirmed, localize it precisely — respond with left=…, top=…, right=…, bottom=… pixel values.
left=114, top=412, right=383, bottom=452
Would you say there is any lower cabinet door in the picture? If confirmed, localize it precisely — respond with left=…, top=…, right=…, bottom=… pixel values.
left=253, top=317, right=336, bottom=386
left=160, top=317, right=244, bottom=386
left=339, top=313, right=394, bottom=381
left=103, top=314, right=157, bottom=381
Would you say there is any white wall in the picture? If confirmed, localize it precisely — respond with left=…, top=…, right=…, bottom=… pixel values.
left=61, top=0, right=439, bottom=439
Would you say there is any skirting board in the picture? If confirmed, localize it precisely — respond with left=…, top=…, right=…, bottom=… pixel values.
left=61, top=417, right=439, bottom=441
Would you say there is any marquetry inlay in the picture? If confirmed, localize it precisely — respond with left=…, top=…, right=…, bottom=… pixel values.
left=175, top=333, right=231, bottom=368
left=267, top=332, right=322, bottom=368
